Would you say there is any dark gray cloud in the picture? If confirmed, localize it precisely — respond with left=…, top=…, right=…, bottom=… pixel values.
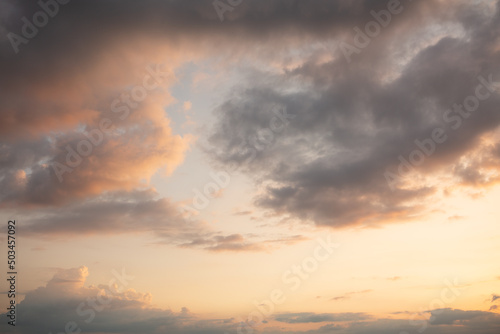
left=427, top=308, right=491, bottom=325
left=7, top=188, right=303, bottom=252
left=205, top=0, right=500, bottom=228
left=17, top=189, right=203, bottom=238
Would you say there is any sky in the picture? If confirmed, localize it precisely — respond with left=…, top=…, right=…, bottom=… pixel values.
left=0, top=0, right=500, bottom=333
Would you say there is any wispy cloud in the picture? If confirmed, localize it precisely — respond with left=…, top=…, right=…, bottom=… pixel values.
left=330, top=290, right=373, bottom=301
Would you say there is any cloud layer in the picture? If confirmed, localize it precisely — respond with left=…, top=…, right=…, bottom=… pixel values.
left=2, top=267, right=500, bottom=334
left=2, top=0, right=498, bottom=239
left=205, top=0, right=500, bottom=228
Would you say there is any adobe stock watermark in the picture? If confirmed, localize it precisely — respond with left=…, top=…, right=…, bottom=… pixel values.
left=384, top=73, right=500, bottom=191
left=8, top=0, right=71, bottom=54
left=400, top=277, right=466, bottom=334
left=213, top=0, right=243, bottom=21
left=183, top=105, right=295, bottom=214
left=48, top=268, right=134, bottom=334
left=51, top=64, right=169, bottom=183
left=233, top=235, right=340, bottom=334
left=339, top=0, right=407, bottom=63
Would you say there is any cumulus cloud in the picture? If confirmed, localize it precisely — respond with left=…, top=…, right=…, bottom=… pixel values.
left=427, top=308, right=491, bottom=325
left=0, top=267, right=232, bottom=334
left=204, top=0, right=500, bottom=229
left=2, top=270, right=500, bottom=334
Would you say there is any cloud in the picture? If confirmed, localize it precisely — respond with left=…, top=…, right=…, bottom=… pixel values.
left=427, top=308, right=497, bottom=325
left=274, top=312, right=370, bottom=323
left=0, top=119, right=190, bottom=207
left=0, top=0, right=455, bottom=238
left=2, top=269, right=500, bottom=334
left=6, top=188, right=298, bottom=252
left=233, top=210, right=253, bottom=216
left=269, top=311, right=500, bottom=334
left=491, top=293, right=500, bottom=311
left=6, top=186, right=305, bottom=253
left=177, top=233, right=307, bottom=252
left=183, top=101, right=192, bottom=111
left=2, top=0, right=497, bottom=236
left=7, top=189, right=300, bottom=252
left=179, top=233, right=266, bottom=252
left=0, top=266, right=231, bottom=334
left=447, top=215, right=465, bottom=221
left=204, top=0, right=500, bottom=229
left=17, top=189, right=205, bottom=239
left=330, top=290, right=373, bottom=301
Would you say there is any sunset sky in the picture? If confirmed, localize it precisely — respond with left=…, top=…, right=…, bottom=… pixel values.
left=1, top=0, right=500, bottom=333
